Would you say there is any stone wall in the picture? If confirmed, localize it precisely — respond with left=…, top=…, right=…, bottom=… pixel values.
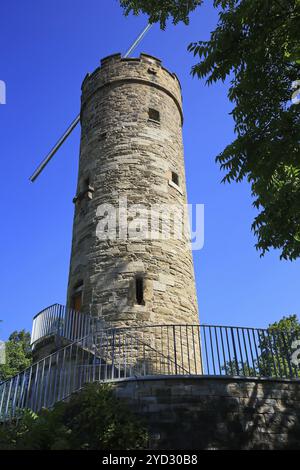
left=112, top=376, right=300, bottom=450
left=66, top=53, right=199, bottom=329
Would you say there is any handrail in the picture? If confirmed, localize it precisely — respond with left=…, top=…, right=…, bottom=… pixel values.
left=32, top=305, right=276, bottom=332
left=31, top=304, right=107, bottom=346
left=31, top=304, right=278, bottom=346
left=32, top=303, right=60, bottom=321
left=30, top=305, right=300, bottom=380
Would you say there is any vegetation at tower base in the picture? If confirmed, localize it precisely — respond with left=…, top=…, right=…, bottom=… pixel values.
left=223, top=315, right=300, bottom=377
left=0, top=330, right=32, bottom=382
left=120, top=0, right=300, bottom=260
left=0, top=384, right=148, bottom=450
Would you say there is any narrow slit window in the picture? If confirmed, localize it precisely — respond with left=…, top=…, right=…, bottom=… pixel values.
left=135, top=277, right=145, bottom=305
left=148, top=108, right=160, bottom=123
left=84, top=177, right=90, bottom=189
left=99, top=132, right=107, bottom=142
left=172, top=171, right=179, bottom=187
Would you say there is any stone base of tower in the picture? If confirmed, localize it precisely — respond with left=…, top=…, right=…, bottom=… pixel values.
left=111, top=376, right=300, bottom=450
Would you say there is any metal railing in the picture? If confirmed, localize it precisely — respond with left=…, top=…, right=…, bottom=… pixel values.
left=31, top=304, right=107, bottom=346
left=31, top=304, right=89, bottom=345
left=30, top=306, right=300, bottom=379
left=0, top=326, right=188, bottom=420
left=1, top=307, right=299, bottom=421
left=199, top=324, right=300, bottom=378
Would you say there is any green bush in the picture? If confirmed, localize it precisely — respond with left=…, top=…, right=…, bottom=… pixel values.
left=0, top=383, right=148, bottom=450
left=0, top=330, right=32, bottom=381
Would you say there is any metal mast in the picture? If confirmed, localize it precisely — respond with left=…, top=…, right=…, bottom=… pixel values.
left=29, top=23, right=152, bottom=182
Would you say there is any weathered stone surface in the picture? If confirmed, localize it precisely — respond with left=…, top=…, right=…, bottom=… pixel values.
left=111, top=376, right=300, bottom=450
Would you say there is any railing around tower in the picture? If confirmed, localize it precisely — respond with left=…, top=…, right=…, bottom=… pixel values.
left=0, top=304, right=299, bottom=421
left=30, top=305, right=300, bottom=380
left=31, top=304, right=106, bottom=346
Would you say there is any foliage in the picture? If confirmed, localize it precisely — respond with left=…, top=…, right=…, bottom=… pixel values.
left=0, top=409, right=39, bottom=450
left=259, top=314, right=300, bottom=376
left=120, top=0, right=300, bottom=260
left=223, top=359, right=255, bottom=377
left=0, top=383, right=148, bottom=450
left=120, top=0, right=202, bottom=29
left=0, top=330, right=32, bottom=382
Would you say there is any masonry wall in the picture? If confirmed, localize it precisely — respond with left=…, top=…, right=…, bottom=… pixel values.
left=66, top=53, right=199, bottom=328
left=112, top=376, right=300, bottom=450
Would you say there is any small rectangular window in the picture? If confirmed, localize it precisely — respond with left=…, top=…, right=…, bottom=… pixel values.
left=72, top=281, right=83, bottom=311
left=136, top=277, right=145, bottom=305
left=148, top=67, right=157, bottom=76
left=172, top=171, right=179, bottom=186
left=148, top=108, right=160, bottom=123
left=72, top=293, right=82, bottom=311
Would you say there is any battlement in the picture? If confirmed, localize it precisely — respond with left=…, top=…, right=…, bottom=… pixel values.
left=100, top=52, right=161, bottom=68
left=81, top=52, right=183, bottom=122
left=82, top=52, right=181, bottom=94
left=99, top=52, right=180, bottom=85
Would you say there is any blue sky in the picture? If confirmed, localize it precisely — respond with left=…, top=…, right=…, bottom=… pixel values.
left=0, top=0, right=299, bottom=340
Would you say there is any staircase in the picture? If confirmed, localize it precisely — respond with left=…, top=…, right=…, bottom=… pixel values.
left=0, top=306, right=189, bottom=421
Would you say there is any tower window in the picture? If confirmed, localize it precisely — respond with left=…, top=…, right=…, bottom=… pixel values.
left=148, top=67, right=157, bottom=76
left=148, top=108, right=160, bottom=123
left=99, top=132, right=107, bottom=142
left=172, top=171, right=179, bottom=187
left=135, top=277, right=145, bottom=305
left=84, top=177, right=90, bottom=190
left=72, top=281, right=83, bottom=311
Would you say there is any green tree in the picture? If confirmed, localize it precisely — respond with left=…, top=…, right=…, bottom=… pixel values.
left=0, top=383, right=148, bottom=450
left=0, top=330, right=32, bottom=382
left=120, top=0, right=300, bottom=260
left=120, top=0, right=202, bottom=27
left=258, top=314, right=300, bottom=377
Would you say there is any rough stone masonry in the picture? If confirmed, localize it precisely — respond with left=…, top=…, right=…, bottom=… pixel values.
left=112, top=376, right=300, bottom=450
left=66, top=53, right=199, bottom=329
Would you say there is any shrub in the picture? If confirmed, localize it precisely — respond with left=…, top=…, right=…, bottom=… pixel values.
left=0, top=383, right=148, bottom=450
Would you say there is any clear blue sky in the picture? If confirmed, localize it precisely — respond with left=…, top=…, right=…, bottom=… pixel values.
left=0, top=0, right=299, bottom=340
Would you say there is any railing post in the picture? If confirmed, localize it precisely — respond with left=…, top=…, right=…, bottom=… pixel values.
left=173, top=326, right=178, bottom=375
left=280, top=330, right=294, bottom=378
left=58, top=305, right=63, bottom=337
left=111, top=330, right=115, bottom=380
left=231, top=328, right=239, bottom=376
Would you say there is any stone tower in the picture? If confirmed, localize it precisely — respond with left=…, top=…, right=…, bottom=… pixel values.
left=66, top=53, right=199, bottom=328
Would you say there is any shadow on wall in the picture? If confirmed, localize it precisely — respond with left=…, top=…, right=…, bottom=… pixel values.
left=113, top=377, right=300, bottom=450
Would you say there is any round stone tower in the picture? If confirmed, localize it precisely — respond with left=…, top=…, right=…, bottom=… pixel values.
left=66, top=53, right=199, bottom=328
